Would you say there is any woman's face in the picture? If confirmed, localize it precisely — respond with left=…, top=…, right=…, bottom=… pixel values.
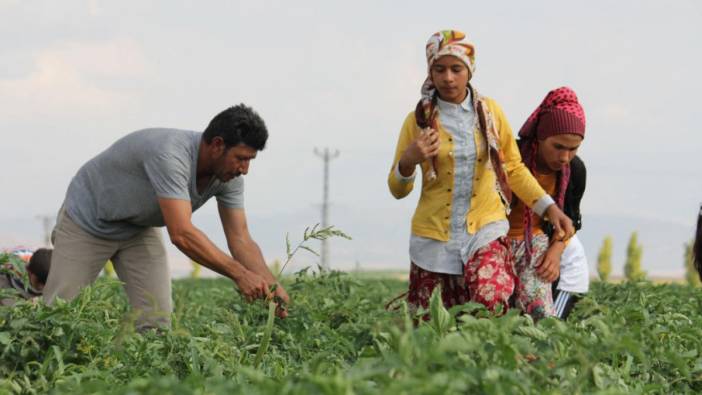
left=430, top=55, right=471, bottom=104
left=537, top=134, right=583, bottom=172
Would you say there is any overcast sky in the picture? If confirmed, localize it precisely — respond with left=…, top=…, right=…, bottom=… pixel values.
left=1, top=0, right=700, bottom=277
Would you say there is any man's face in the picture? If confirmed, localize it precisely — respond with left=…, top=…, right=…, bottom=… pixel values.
left=213, top=143, right=258, bottom=182
left=537, top=134, right=583, bottom=172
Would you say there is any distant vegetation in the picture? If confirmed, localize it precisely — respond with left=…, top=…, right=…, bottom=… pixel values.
left=624, top=232, right=646, bottom=281
left=597, top=236, right=613, bottom=282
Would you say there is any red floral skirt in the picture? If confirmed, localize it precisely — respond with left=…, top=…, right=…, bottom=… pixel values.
left=407, top=237, right=517, bottom=315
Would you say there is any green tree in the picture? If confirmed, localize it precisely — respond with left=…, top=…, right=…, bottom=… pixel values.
left=684, top=240, right=701, bottom=287
left=190, top=260, right=201, bottom=279
left=597, top=236, right=613, bottom=282
left=624, top=231, right=646, bottom=281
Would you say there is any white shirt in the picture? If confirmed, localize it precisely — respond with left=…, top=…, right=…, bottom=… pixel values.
left=558, top=234, right=590, bottom=293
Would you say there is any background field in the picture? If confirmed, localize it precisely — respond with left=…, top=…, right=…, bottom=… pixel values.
left=1, top=272, right=701, bottom=394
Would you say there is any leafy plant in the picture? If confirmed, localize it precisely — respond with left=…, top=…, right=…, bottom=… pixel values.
left=2, top=250, right=702, bottom=394
left=279, top=224, right=352, bottom=277
left=254, top=224, right=351, bottom=371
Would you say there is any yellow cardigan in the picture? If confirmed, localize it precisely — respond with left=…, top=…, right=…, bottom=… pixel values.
left=388, top=97, right=547, bottom=241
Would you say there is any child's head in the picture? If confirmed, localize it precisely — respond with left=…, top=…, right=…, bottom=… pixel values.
left=27, top=248, right=52, bottom=290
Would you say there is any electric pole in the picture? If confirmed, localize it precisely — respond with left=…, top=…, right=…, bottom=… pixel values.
left=35, top=214, right=54, bottom=247
left=314, top=147, right=339, bottom=270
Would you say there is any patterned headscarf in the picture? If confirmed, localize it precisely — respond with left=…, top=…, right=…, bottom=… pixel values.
left=416, top=30, right=476, bottom=130
left=517, top=87, right=586, bottom=262
left=519, top=87, right=585, bottom=142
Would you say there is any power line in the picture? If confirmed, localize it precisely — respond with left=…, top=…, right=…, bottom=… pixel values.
left=313, top=147, right=339, bottom=270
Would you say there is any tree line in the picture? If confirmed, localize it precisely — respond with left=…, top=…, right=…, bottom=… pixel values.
left=596, top=232, right=701, bottom=286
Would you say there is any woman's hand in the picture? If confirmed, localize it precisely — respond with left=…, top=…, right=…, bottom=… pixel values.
left=398, top=128, right=440, bottom=176
left=544, top=204, right=575, bottom=242
left=536, top=241, right=565, bottom=283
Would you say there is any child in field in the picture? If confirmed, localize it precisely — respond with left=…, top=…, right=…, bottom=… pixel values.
left=388, top=30, right=574, bottom=315
left=0, top=247, right=52, bottom=306
left=508, top=87, right=586, bottom=320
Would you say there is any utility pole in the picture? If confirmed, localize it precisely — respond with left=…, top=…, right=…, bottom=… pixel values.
left=314, top=147, right=339, bottom=270
left=35, top=214, right=54, bottom=247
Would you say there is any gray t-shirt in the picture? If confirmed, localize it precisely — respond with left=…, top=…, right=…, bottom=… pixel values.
left=65, top=128, right=244, bottom=240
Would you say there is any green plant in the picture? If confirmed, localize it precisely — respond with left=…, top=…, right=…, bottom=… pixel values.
left=0, top=252, right=30, bottom=289
left=279, top=224, right=351, bottom=276
left=3, top=243, right=702, bottom=394
left=104, top=260, right=116, bottom=278
left=254, top=224, right=351, bottom=369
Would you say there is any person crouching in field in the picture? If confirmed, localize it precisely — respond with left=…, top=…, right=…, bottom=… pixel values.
left=44, top=104, right=289, bottom=331
left=694, top=203, right=702, bottom=281
left=388, top=30, right=574, bottom=316
left=0, top=248, right=52, bottom=306
left=508, top=87, right=586, bottom=320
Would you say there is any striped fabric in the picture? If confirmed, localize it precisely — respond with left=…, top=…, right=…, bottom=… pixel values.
left=553, top=290, right=573, bottom=319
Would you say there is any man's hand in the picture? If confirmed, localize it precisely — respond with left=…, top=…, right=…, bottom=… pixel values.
left=234, top=270, right=271, bottom=302
left=272, top=283, right=290, bottom=318
left=536, top=242, right=565, bottom=283
left=544, top=204, right=575, bottom=242
left=398, top=128, right=440, bottom=176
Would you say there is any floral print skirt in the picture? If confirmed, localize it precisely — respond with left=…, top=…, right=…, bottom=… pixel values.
left=510, top=234, right=554, bottom=320
left=407, top=237, right=517, bottom=316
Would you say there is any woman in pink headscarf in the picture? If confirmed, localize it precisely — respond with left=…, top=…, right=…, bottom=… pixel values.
left=387, top=30, right=575, bottom=315
left=508, top=87, right=587, bottom=320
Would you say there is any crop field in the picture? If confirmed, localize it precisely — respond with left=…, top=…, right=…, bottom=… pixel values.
left=1, top=271, right=702, bottom=394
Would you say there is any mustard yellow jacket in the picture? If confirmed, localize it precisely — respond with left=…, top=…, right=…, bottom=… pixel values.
left=388, top=97, right=547, bottom=241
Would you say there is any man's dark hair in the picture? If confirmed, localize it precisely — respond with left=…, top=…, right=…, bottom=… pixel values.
left=694, top=205, right=702, bottom=281
left=202, top=104, right=268, bottom=150
left=27, top=248, right=52, bottom=285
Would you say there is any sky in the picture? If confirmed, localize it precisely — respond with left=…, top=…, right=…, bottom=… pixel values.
left=1, top=0, right=701, bottom=278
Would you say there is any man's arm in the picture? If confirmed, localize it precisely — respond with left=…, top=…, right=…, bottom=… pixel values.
left=158, top=198, right=270, bottom=301
left=218, top=204, right=290, bottom=317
